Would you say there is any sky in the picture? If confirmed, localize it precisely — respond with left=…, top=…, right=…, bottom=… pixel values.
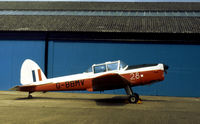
left=0, top=0, right=199, bottom=2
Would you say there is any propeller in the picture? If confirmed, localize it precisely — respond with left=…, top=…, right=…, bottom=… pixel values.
left=164, top=64, right=169, bottom=74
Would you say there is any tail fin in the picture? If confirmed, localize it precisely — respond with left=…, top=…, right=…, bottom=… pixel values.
left=20, top=59, right=47, bottom=85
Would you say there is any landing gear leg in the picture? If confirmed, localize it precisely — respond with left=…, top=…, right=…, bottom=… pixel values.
left=28, top=92, right=33, bottom=99
left=124, top=85, right=139, bottom=104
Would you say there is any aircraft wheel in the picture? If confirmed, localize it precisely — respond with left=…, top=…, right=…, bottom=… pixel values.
left=28, top=95, right=33, bottom=99
left=129, top=94, right=139, bottom=104
left=134, top=93, right=139, bottom=100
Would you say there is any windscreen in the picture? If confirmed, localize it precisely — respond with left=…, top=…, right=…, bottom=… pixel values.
left=120, top=61, right=127, bottom=69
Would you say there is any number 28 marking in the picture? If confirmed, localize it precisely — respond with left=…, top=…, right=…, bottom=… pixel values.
left=130, top=72, right=140, bottom=81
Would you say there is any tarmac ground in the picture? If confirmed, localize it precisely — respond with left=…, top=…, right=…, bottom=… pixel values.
left=0, top=91, right=199, bottom=124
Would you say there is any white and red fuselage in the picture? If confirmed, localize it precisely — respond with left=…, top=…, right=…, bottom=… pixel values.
left=13, top=60, right=168, bottom=93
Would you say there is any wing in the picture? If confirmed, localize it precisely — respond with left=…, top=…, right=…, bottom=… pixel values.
left=91, top=73, right=129, bottom=91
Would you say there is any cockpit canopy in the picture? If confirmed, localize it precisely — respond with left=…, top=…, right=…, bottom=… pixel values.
left=86, top=60, right=127, bottom=73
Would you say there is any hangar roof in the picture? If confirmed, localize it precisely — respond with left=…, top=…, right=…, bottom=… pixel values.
left=1, top=15, right=199, bottom=33
left=0, top=2, right=199, bottom=11
left=0, top=2, right=199, bottom=33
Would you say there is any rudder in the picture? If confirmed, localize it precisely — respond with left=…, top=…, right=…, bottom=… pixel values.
left=20, top=59, right=47, bottom=85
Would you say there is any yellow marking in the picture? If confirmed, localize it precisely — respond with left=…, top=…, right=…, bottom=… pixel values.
left=137, top=99, right=142, bottom=104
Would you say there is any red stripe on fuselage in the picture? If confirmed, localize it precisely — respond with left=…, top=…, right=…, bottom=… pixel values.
left=38, top=69, right=42, bottom=81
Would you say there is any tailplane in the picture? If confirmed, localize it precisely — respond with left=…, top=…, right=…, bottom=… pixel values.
left=20, top=59, right=47, bottom=85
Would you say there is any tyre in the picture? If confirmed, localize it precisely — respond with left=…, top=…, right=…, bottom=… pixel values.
left=134, top=93, right=139, bottom=100
left=28, top=95, right=32, bottom=99
left=128, top=94, right=139, bottom=103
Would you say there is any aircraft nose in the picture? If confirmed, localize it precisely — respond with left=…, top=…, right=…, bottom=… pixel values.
left=164, top=64, right=169, bottom=74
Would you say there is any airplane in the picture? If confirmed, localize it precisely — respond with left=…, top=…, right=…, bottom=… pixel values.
left=10, top=59, right=168, bottom=103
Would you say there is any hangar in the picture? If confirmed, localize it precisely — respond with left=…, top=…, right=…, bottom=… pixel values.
left=0, top=2, right=199, bottom=97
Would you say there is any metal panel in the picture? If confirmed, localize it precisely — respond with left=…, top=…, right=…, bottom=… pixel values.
left=48, top=41, right=200, bottom=97
left=0, top=41, right=45, bottom=90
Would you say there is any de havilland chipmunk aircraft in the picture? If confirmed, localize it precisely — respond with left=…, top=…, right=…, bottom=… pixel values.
left=10, top=59, right=168, bottom=103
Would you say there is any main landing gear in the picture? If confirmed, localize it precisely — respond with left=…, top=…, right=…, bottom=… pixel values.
left=124, top=85, right=140, bottom=104
left=28, top=92, right=33, bottom=99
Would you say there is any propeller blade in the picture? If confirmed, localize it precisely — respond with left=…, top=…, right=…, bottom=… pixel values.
left=164, top=64, right=169, bottom=74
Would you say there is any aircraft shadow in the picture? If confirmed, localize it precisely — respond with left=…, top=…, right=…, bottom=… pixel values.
left=15, top=96, right=168, bottom=106
left=15, top=97, right=94, bottom=101
left=94, top=96, right=129, bottom=106
left=15, top=96, right=129, bottom=106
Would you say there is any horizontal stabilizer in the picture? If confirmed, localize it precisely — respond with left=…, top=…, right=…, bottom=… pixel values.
left=9, top=86, right=20, bottom=91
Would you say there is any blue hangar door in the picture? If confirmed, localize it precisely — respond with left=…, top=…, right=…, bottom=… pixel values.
left=0, top=41, right=45, bottom=90
left=48, top=41, right=200, bottom=97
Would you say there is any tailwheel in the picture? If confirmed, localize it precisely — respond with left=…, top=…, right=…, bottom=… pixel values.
left=28, top=92, right=33, bottom=99
left=129, top=93, right=139, bottom=104
left=28, top=94, right=32, bottom=99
